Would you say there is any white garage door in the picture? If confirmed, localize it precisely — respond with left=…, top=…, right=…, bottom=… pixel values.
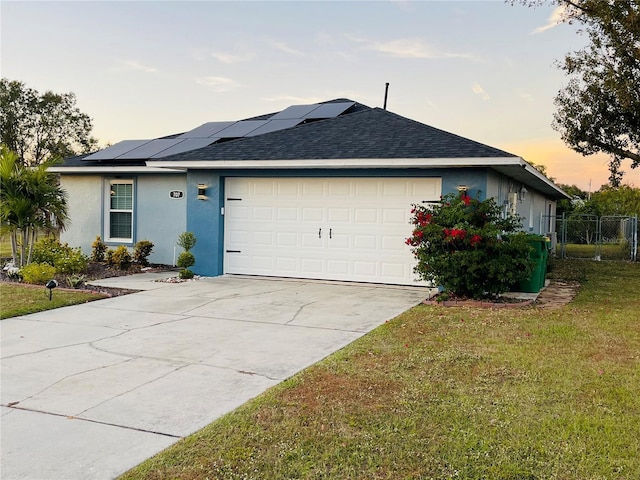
left=224, top=177, right=441, bottom=285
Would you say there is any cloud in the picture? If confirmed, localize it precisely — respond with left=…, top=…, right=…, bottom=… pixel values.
left=349, top=35, right=472, bottom=60
left=122, top=60, right=158, bottom=73
left=269, top=40, right=305, bottom=56
left=262, top=95, right=325, bottom=104
left=472, top=83, right=490, bottom=101
left=211, top=51, right=254, bottom=63
left=532, top=6, right=566, bottom=34
left=195, top=76, right=239, bottom=92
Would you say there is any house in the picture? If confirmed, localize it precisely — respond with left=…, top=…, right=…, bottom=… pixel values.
left=53, top=99, right=568, bottom=286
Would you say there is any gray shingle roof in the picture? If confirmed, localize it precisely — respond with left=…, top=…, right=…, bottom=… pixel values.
left=155, top=107, right=515, bottom=162
left=60, top=99, right=516, bottom=167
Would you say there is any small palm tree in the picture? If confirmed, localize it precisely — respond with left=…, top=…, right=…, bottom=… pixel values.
left=0, top=144, right=69, bottom=266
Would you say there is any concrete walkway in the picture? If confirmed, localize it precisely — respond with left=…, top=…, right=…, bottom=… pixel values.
left=1, top=274, right=430, bottom=480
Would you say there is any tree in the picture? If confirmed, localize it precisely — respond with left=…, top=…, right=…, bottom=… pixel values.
left=0, top=145, right=69, bottom=266
left=515, top=1, right=640, bottom=186
left=555, top=183, right=589, bottom=217
left=591, top=184, right=640, bottom=217
left=0, top=79, right=97, bottom=166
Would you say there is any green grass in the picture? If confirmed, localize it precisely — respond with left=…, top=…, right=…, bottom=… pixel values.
left=114, top=260, right=635, bottom=478
left=564, top=242, right=632, bottom=260
left=0, top=283, right=107, bottom=319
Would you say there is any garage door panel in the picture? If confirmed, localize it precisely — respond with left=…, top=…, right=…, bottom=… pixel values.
left=227, top=205, right=250, bottom=220
left=252, top=232, right=274, bottom=246
left=276, top=181, right=298, bottom=196
left=276, top=232, right=298, bottom=247
left=354, top=209, right=378, bottom=223
left=327, top=233, right=349, bottom=249
left=277, top=208, right=298, bottom=221
left=301, top=233, right=322, bottom=247
left=254, top=182, right=275, bottom=195
left=276, top=257, right=297, bottom=272
left=302, top=180, right=324, bottom=195
left=327, top=260, right=349, bottom=275
left=224, top=177, right=441, bottom=285
left=354, top=261, right=377, bottom=276
left=382, top=208, right=408, bottom=224
left=327, top=208, right=350, bottom=222
left=328, top=181, right=351, bottom=196
left=354, top=235, right=377, bottom=250
left=302, top=207, right=323, bottom=222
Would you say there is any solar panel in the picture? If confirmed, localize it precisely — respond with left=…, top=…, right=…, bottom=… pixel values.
left=270, top=104, right=320, bottom=120
left=84, top=140, right=152, bottom=160
left=177, top=121, right=236, bottom=139
left=150, top=138, right=219, bottom=158
left=303, top=101, right=355, bottom=119
left=216, top=120, right=269, bottom=138
left=245, top=119, right=303, bottom=137
left=116, top=139, right=185, bottom=159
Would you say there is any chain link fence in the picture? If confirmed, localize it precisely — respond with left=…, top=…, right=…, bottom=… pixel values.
left=548, top=214, right=638, bottom=261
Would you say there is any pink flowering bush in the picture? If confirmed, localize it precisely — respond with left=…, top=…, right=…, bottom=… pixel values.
left=407, top=192, right=534, bottom=299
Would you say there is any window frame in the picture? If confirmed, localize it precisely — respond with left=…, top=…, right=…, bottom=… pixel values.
left=104, top=179, right=135, bottom=243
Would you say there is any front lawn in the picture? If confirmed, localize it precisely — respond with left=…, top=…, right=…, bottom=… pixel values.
left=120, top=259, right=640, bottom=479
left=0, top=283, right=108, bottom=319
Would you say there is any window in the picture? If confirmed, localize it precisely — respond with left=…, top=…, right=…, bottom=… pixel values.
left=106, top=180, right=133, bottom=242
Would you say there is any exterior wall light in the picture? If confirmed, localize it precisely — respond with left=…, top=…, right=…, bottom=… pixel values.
left=197, top=184, right=207, bottom=200
left=457, top=185, right=468, bottom=192
left=519, top=186, right=528, bottom=200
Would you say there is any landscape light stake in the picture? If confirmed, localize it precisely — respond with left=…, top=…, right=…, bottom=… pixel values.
left=45, top=279, right=58, bottom=300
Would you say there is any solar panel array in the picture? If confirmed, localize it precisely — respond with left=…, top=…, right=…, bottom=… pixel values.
left=84, top=101, right=355, bottom=161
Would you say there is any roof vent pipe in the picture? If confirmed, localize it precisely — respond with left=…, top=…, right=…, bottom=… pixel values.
left=383, top=82, right=389, bottom=110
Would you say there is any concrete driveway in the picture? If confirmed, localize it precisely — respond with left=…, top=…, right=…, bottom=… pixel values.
left=1, top=274, right=429, bottom=480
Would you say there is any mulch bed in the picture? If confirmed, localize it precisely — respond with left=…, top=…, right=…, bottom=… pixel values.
left=1, top=262, right=177, bottom=298
left=423, top=280, right=580, bottom=309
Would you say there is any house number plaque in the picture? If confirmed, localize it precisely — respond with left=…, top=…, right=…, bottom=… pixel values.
left=169, top=190, right=184, bottom=199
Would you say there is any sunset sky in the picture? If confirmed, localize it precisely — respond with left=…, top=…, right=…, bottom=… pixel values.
left=2, top=0, right=638, bottom=191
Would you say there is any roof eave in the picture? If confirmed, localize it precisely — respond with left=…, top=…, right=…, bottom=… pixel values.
left=50, top=166, right=186, bottom=174
left=146, top=156, right=568, bottom=199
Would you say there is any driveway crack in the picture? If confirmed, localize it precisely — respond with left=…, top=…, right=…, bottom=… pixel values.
left=286, top=301, right=316, bottom=325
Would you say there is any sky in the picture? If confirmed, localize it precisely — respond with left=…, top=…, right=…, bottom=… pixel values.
left=2, top=0, right=638, bottom=192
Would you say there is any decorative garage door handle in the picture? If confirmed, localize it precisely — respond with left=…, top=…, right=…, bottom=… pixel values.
left=318, top=228, right=322, bottom=238
left=329, top=228, right=332, bottom=239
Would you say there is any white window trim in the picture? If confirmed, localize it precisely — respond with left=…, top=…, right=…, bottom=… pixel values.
left=105, top=179, right=134, bottom=243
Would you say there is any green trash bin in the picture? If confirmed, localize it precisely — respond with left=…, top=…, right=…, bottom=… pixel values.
left=519, top=236, right=548, bottom=293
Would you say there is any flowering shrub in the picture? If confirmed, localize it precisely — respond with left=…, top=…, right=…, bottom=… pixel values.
left=406, top=192, right=534, bottom=299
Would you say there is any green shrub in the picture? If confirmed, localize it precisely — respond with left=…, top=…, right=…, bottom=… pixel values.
left=177, top=232, right=197, bottom=279
left=91, top=236, right=107, bottom=262
left=133, top=240, right=154, bottom=266
left=177, top=232, right=197, bottom=251
left=21, top=263, right=56, bottom=285
left=179, top=269, right=195, bottom=279
left=176, top=251, right=195, bottom=269
left=105, top=249, right=115, bottom=266
left=407, top=192, right=534, bottom=299
left=31, top=237, right=88, bottom=274
left=66, top=273, right=86, bottom=288
left=111, top=245, right=132, bottom=270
